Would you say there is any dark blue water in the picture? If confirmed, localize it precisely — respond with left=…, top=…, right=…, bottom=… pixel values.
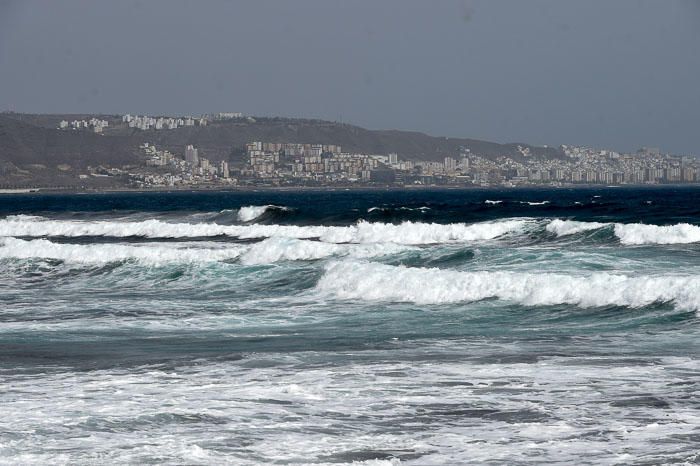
left=4, top=186, right=700, bottom=225
left=0, top=187, right=698, bottom=465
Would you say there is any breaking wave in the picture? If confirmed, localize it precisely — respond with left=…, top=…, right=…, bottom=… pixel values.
left=613, top=223, right=700, bottom=245
left=0, top=216, right=531, bottom=245
left=546, top=219, right=610, bottom=236
left=0, top=237, right=410, bottom=266
left=239, top=237, right=412, bottom=265
left=237, top=205, right=290, bottom=222
left=0, top=237, right=245, bottom=265
left=8, top=214, right=700, bottom=246
left=546, top=219, right=700, bottom=245
left=316, top=261, right=700, bottom=310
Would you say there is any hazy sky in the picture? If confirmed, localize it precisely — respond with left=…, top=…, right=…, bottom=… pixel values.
left=1, top=0, right=699, bottom=153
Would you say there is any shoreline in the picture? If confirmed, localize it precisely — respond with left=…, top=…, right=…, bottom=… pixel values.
left=1, top=183, right=699, bottom=195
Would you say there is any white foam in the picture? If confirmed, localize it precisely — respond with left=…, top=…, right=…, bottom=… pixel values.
left=546, top=219, right=700, bottom=245
left=317, top=219, right=531, bottom=244
left=316, top=261, right=700, bottom=310
left=484, top=200, right=503, bottom=205
left=521, top=201, right=550, bottom=206
left=0, top=237, right=413, bottom=266
left=368, top=206, right=430, bottom=212
left=0, top=215, right=332, bottom=240
left=239, top=237, right=412, bottom=265
left=237, top=205, right=288, bottom=222
left=0, top=237, right=245, bottom=265
left=0, top=216, right=530, bottom=245
left=546, top=219, right=610, bottom=236
left=614, top=223, right=700, bottom=245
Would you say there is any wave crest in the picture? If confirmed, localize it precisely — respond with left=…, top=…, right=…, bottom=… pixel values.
left=0, top=237, right=245, bottom=265
left=546, top=219, right=610, bottom=236
left=237, top=205, right=289, bottom=222
left=240, top=237, right=411, bottom=265
left=0, top=216, right=531, bottom=245
left=316, top=261, right=700, bottom=310
left=546, top=219, right=700, bottom=245
left=614, top=223, right=700, bottom=245
left=0, top=237, right=411, bottom=266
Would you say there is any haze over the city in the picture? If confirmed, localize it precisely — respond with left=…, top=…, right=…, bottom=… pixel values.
left=0, top=0, right=698, bottom=154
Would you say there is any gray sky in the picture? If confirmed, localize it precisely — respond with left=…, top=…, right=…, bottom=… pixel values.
left=1, top=0, right=699, bottom=154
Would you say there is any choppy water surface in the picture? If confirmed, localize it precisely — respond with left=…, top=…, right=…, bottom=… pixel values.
left=1, top=187, right=699, bottom=465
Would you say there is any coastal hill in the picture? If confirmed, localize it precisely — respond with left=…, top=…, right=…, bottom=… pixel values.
left=0, top=112, right=563, bottom=188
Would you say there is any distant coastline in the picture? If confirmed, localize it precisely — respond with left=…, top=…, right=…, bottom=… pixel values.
left=1, top=112, right=697, bottom=192
left=2, top=183, right=699, bottom=197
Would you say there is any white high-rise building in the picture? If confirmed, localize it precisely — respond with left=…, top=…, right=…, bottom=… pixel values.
left=219, top=161, right=230, bottom=178
left=388, top=153, right=399, bottom=165
left=185, top=145, right=199, bottom=165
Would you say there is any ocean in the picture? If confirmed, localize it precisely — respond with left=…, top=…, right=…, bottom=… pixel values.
left=0, top=187, right=699, bottom=465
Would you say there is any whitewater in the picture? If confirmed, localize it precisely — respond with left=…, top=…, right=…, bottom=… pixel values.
left=1, top=188, right=699, bottom=465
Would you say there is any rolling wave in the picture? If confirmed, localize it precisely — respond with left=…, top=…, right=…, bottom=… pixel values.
left=614, top=223, right=700, bottom=245
left=545, top=219, right=610, bottom=236
left=6, top=214, right=700, bottom=246
left=0, top=237, right=411, bottom=266
left=317, top=261, right=700, bottom=310
left=0, top=216, right=531, bottom=245
left=546, top=219, right=700, bottom=245
left=240, top=238, right=412, bottom=265
left=237, top=205, right=290, bottom=222
left=0, top=237, right=245, bottom=265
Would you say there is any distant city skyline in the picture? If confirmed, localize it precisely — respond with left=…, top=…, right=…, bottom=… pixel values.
left=0, top=0, right=699, bottom=154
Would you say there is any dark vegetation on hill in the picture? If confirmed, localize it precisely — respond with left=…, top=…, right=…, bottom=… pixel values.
left=0, top=112, right=564, bottom=188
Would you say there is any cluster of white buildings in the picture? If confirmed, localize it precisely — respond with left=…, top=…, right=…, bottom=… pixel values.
left=59, top=118, right=109, bottom=133
left=242, top=139, right=700, bottom=187
left=122, top=114, right=208, bottom=131
left=411, top=156, right=469, bottom=175
left=138, top=143, right=231, bottom=187
left=58, top=112, right=247, bottom=133
left=245, top=141, right=387, bottom=182
left=122, top=112, right=245, bottom=130
left=210, top=112, right=243, bottom=120
left=418, top=145, right=700, bottom=186
left=243, top=142, right=486, bottom=184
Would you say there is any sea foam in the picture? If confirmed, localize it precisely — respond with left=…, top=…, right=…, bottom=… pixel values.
left=239, top=237, right=412, bottom=265
left=614, top=223, right=700, bottom=245
left=0, top=216, right=530, bottom=245
left=546, top=219, right=610, bottom=236
left=316, top=261, right=700, bottom=310
left=0, top=237, right=410, bottom=265
left=547, top=219, right=700, bottom=245
left=0, top=237, right=245, bottom=265
left=237, top=205, right=289, bottom=222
